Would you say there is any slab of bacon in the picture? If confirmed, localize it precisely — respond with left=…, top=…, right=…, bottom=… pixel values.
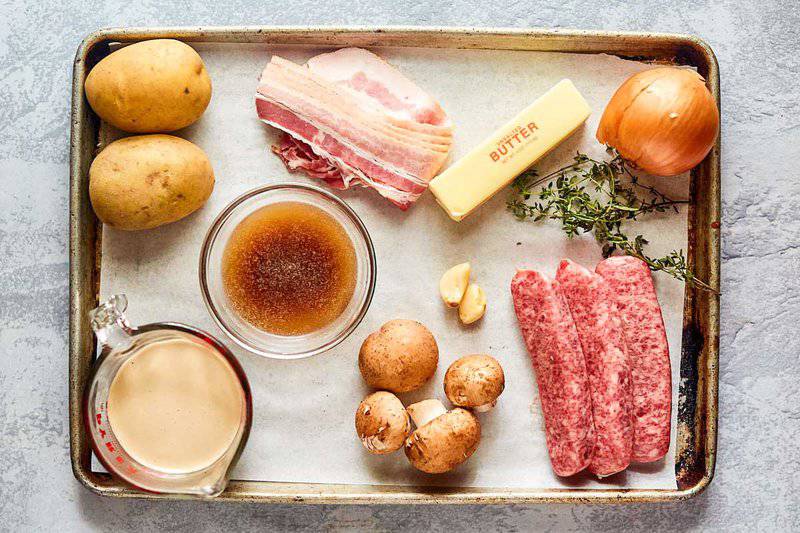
left=255, top=48, right=453, bottom=209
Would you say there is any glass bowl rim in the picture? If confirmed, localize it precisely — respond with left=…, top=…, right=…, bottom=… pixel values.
left=198, top=182, right=377, bottom=360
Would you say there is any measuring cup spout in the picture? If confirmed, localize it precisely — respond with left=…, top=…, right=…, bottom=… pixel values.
left=90, top=294, right=135, bottom=352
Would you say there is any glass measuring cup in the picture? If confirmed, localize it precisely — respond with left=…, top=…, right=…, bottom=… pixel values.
left=83, top=295, right=252, bottom=497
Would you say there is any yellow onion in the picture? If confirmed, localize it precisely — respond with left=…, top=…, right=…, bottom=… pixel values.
left=597, top=67, right=719, bottom=176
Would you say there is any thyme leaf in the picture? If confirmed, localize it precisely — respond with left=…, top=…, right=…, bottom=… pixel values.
left=507, top=149, right=715, bottom=292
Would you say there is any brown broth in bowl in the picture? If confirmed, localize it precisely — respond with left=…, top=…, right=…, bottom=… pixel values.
left=221, top=202, right=357, bottom=336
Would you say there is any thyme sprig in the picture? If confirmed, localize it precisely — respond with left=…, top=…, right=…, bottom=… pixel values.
left=507, top=150, right=714, bottom=292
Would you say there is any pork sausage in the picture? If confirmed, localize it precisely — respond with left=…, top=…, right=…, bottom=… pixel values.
left=511, top=269, right=595, bottom=476
left=557, top=259, right=634, bottom=476
left=595, top=256, right=671, bottom=463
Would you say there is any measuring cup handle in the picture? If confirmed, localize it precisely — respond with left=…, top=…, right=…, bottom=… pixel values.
left=89, top=294, right=135, bottom=352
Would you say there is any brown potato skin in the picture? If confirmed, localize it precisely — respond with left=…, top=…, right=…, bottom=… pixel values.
left=444, top=354, right=505, bottom=408
left=355, top=391, right=411, bottom=455
left=404, top=409, right=481, bottom=473
left=89, top=134, right=214, bottom=230
left=358, top=319, right=438, bottom=393
left=85, top=39, right=212, bottom=133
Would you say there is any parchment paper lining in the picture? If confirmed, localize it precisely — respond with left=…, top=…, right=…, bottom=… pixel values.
left=96, top=44, right=685, bottom=490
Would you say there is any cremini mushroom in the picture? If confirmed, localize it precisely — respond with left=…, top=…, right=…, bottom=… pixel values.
left=404, top=399, right=481, bottom=474
left=355, top=391, right=411, bottom=454
left=358, top=319, right=439, bottom=393
left=444, top=354, right=505, bottom=412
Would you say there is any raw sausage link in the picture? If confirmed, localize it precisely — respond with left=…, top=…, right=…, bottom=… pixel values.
left=511, top=270, right=595, bottom=477
left=595, top=256, right=671, bottom=463
left=557, top=259, right=634, bottom=476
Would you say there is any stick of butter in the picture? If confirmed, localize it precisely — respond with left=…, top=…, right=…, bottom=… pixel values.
left=429, top=79, right=591, bottom=221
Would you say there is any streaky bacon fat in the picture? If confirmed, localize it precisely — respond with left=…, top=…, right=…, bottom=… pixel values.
left=256, top=48, right=453, bottom=209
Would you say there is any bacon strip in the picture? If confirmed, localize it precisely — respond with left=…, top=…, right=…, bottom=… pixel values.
left=255, top=49, right=453, bottom=209
left=307, top=47, right=450, bottom=127
left=258, top=63, right=447, bottom=178
left=275, top=56, right=453, bottom=143
left=256, top=98, right=423, bottom=207
left=271, top=135, right=345, bottom=188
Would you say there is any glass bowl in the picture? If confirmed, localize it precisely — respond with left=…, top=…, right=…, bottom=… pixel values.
left=199, top=183, right=376, bottom=359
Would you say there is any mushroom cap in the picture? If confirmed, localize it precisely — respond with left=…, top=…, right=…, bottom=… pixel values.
left=358, top=319, right=439, bottom=393
left=355, top=391, right=411, bottom=454
left=404, top=408, right=481, bottom=473
left=444, top=354, right=505, bottom=410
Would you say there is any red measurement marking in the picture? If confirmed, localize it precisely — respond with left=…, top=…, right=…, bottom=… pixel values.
left=127, top=466, right=137, bottom=475
left=115, top=456, right=124, bottom=463
left=96, top=413, right=102, bottom=425
left=98, top=428, right=106, bottom=439
left=105, top=442, right=115, bottom=453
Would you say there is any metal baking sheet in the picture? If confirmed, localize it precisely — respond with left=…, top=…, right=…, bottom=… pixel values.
left=69, top=26, right=720, bottom=504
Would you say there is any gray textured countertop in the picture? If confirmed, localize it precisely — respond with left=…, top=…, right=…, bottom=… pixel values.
left=2, top=1, right=798, bottom=531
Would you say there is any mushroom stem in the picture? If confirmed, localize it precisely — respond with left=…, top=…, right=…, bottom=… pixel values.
left=407, top=399, right=447, bottom=428
left=472, top=401, right=497, bottom=413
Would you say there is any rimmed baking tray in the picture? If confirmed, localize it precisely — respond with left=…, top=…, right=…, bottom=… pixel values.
left=69, top=26, right=720, bottom=504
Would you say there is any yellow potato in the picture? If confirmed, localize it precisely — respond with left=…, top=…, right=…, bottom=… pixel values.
left=85, top=39, right=212, bottom=133
left=89, top=135, right=214, bottom=230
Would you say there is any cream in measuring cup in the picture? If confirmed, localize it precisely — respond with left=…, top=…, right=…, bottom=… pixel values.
left=107, top=338, right=245, bottom=474
left=85, top=295, right=252, bottom=497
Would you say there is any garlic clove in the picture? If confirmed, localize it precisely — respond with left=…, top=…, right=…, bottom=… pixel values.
left=458, top=284, right=486, bottom=324
left=439, top=262, right=471, bottom=308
